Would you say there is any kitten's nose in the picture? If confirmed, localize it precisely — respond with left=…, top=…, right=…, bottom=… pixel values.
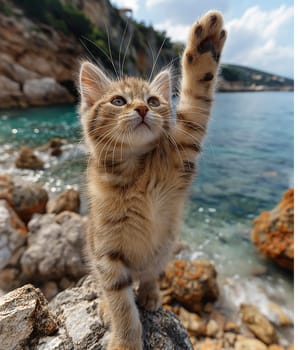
left=135, top=105, right=148, bottom=118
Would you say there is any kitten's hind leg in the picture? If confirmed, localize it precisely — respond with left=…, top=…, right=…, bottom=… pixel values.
left=137, top=279, right=161, bottom=312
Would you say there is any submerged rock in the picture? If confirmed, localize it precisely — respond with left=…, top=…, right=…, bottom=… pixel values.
left=240, top=303, right=278, bottom=345
left=251, top=189, right=294, bottom=271
left=47, top=188, right=80, bottom=214
left=20, top=212, right=87, bottom=282
left=0, top=284, right=58, bottom=350
left=160, top=259, right=219, bottom=312
left=15, top=146, right=44, bottom=170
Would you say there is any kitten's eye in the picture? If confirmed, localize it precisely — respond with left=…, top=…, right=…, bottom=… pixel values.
left=148, top=96, right=160, bottom=107
left=111, top=96, right=126, bottom=106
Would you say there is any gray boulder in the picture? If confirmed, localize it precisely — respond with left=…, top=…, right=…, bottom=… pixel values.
left=0, top=277, right=193, bottom=350
left=35, top=276, right=193, bottom=350
left=0, top=284, right=58, bottom=350
left=20, top=212, right=87, bottom=282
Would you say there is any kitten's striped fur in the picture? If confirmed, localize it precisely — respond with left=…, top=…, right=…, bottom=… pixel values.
left=79, top=11, right=226, bottom=350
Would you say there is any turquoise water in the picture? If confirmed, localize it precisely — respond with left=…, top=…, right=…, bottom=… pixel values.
left=0, top=92, right=294, bottom=342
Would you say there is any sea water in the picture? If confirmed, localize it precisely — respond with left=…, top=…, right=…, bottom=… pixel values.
left=0, top=91, right=294, bottom=343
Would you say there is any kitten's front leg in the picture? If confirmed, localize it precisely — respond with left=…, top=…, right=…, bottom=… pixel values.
left=137, top=279, right=161, bottom=311
left=175, top=11, right=227, bottom=154
left=93, top=254, right=142, bottom=350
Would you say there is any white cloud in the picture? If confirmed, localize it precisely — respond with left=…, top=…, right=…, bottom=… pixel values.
left=223, top=5, right=294, bottom=77
left=111, top=0, right=139, bottom=13
left=155, top=20, right=189, bottom=42
left=146, top=0, right=168, bottom=8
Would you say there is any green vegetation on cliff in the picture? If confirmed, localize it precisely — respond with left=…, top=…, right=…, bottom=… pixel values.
left=13, top=0, right=92, bottom=36
left=11, top=0, right=178, bottom=76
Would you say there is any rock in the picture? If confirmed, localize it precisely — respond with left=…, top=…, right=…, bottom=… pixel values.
left=223, top=332, right=237, bottom=348
left=37, top=137, right=67, bottom=157
left=268, top=302, right=293, bottom=327
left=178, top=306, right=205, bottom=337
left=240, top=303, right=278, bottom=345
left=42, top=281, right=59, bottom=301
left=251, top=189, right=294, bottom=270
left=0, top=174, right=14, bottom=205
left=15, top=146, right=44, bottom=170
left=50, top=147, right=62, bottom=157
left=0, top=284, right=58, bottom=350
left=224, top=321, right=241, bottom=333
left=23, top=78, right=74, bottom=106
left=0, top=12, right=82, bottom=108
left=199, top=339, right=223, bottom=350
left=0, top=198, right=27, bottom=236
left=205, top=319, right=220, bottom=338
left=0, top=53, right=40, bottom=83
left=35, top=276, right=193, bottom=350
left=161, top=259, right=219, bottom=312
left=38, top=137, right=67, bottom=152
left=10, top=180, right=48, bottom=223
left=20, top=212, right=86, bottom=282
left=235, top=338, right=267, bottom=350
left=0, top=200, right=27, bottom=289
left=268, top=346, right=285, bottom=350
left=0, top=267, right=20, bottom=290
left=0, top=75, right=22, bottom=108
left=47, top=189, right=80, bottom=214
left=59, top=277, right=75, bottom=290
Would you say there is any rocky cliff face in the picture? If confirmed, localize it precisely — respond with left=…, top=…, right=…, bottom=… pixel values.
left=0, top=4, right=84, bottom=108
left=0, top=0, right=179, bottom=108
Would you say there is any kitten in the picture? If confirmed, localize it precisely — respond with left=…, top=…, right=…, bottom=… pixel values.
left=79, top=11, right=226, bottom=350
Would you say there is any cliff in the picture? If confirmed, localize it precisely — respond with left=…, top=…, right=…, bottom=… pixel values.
left=0, top=0, right=179, bottom=108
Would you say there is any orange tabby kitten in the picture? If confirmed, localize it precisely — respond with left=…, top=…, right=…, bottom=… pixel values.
left=79, top=11, right=226, bottom=350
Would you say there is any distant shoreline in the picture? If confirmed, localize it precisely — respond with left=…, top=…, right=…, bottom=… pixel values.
left=217, top=88, right=294, bottom=92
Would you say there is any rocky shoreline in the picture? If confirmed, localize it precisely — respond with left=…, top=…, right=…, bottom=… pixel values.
left=0, top=162, right=294, bottom=349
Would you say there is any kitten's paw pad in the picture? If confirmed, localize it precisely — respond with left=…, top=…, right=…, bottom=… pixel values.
left=137, top=289, right=161, bottom=312
left=184, top=11, right=227, bottom=74
left=98, top=300, right=111, bottom=327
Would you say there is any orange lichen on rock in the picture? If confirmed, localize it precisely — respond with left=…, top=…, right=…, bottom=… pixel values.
left=160, top=259, right=219, bottom=312
left=251, top=189, right=294, bottom=271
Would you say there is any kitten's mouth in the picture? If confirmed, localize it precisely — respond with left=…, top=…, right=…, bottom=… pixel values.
left=135, top=121, right=151, bottom=131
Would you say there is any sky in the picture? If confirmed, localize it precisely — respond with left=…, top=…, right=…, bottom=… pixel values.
left=111, top=0, right=294, bottom=78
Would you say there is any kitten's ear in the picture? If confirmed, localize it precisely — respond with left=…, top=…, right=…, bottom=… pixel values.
left=79, top=61, right=111, bottom=109
left=150, top=69, right=172, bottom=103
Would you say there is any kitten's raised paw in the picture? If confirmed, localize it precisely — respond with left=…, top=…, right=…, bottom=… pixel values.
left=183, top=11, right=227, bottom=80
